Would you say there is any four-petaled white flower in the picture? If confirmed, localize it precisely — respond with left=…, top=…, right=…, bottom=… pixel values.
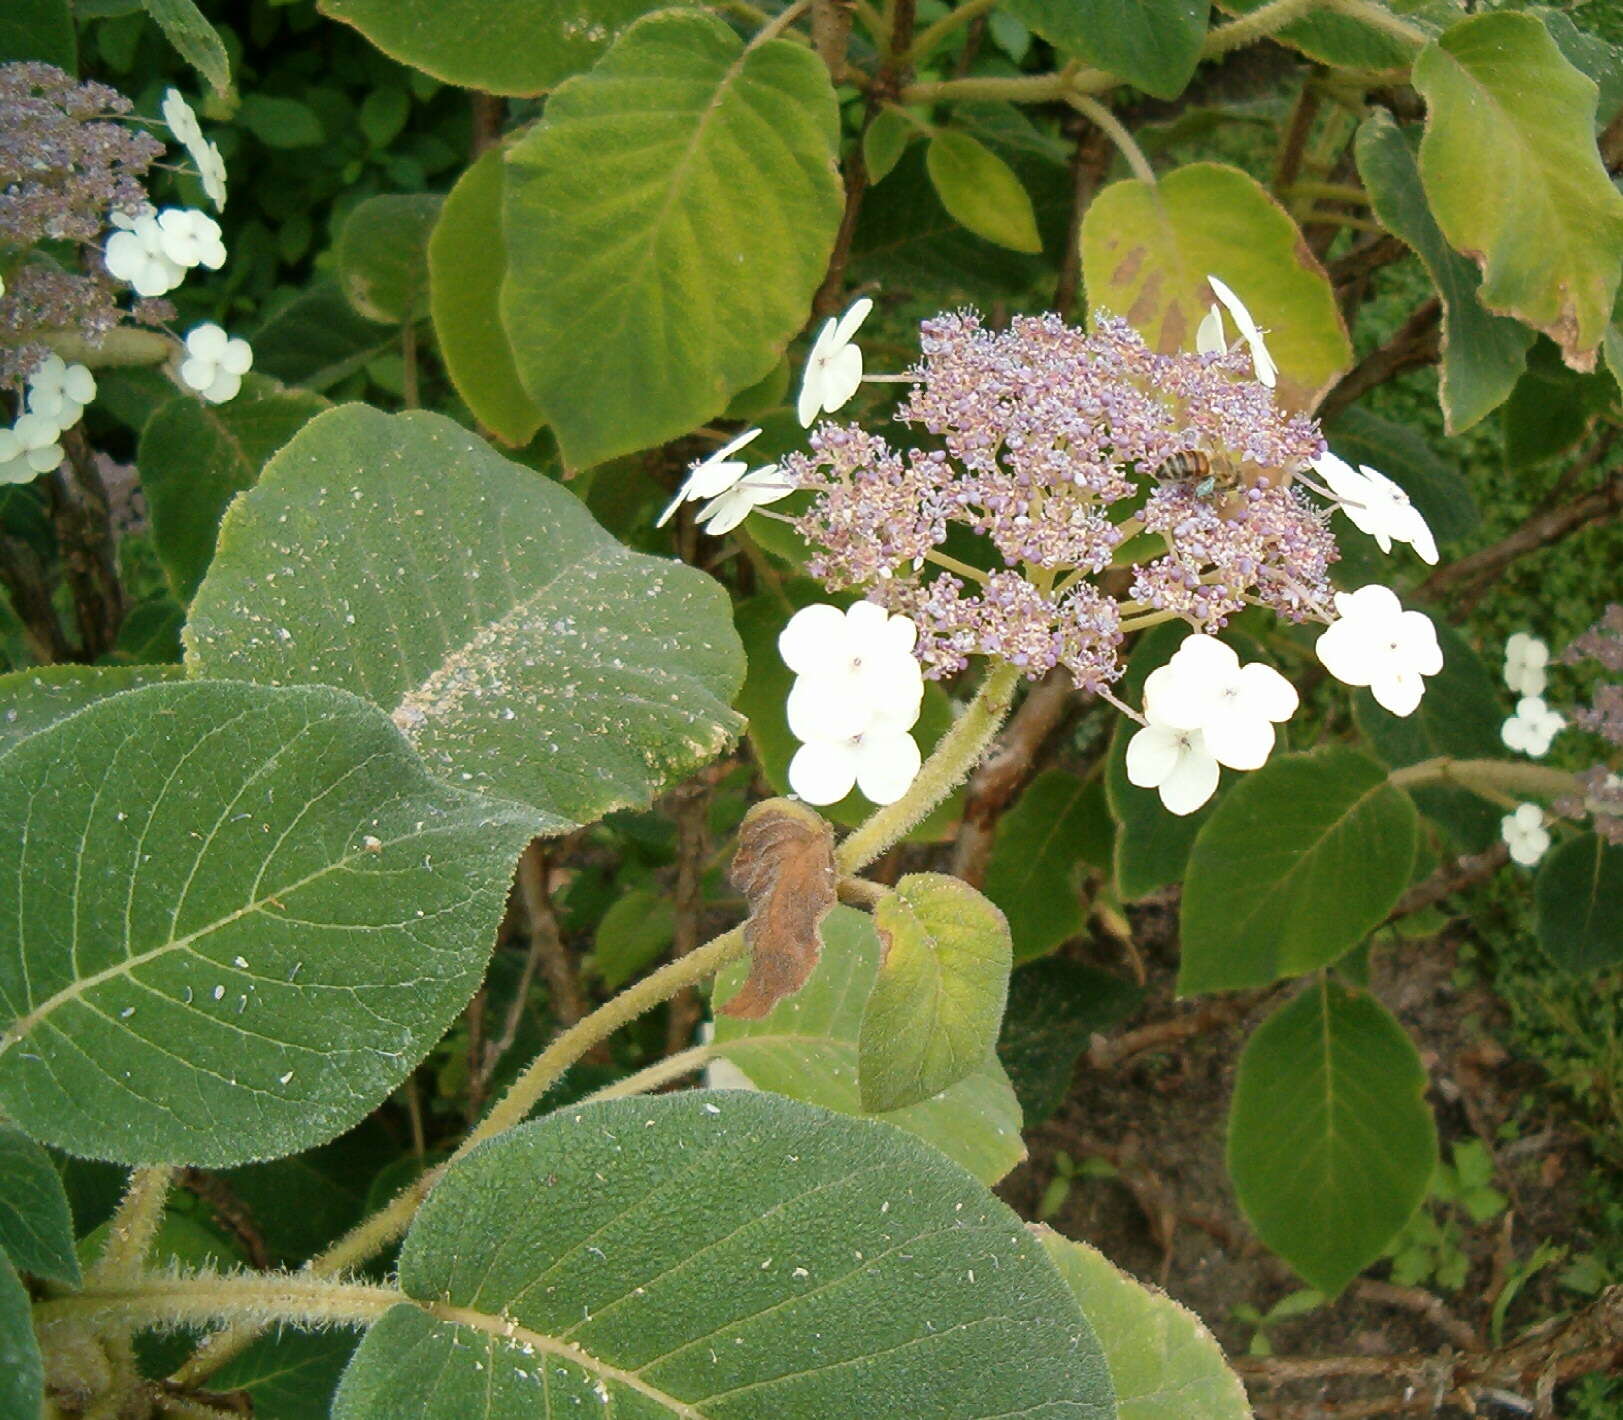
left=1315, top=584, right=1442, bottom=717
left=1311, top=451, right=1437, bottom=564
left=797, top=297, right=872, bottom=427
left=162, top=89, right=226, bottom=210
left=694, top=466, right=794, bottom=536
left=179, top=323, right=253, bottom=404
left=1500, top=802, right=1550, bottom=867
left=1126, top=723, right=1220, bottom=816
left=0, top=413, right=66, bottom=485
left=1206, top=274, right=1277, bottom=388
left=1503, top=632, right=1548, bottom=698
left=779, top=601, right=924, bottom=805
left=25, top=355, right=96, bottom=433
left=1142, top=633, right=1299, bottom=771
left=104, top=206, right=186, bottom=297
left=656, top=427, right=762, bottom=527
left=1501, top=696, right=1565, bottom=758
left=154, top=207, right=226, bottom=271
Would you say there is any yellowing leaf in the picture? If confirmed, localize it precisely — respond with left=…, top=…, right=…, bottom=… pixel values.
left=925, top=130, right=1043, bottom=254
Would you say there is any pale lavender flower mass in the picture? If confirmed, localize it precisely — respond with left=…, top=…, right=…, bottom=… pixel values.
left=1560, top=604, right=1623, bottom=843
left=781, top=307, right=1332, bottom=690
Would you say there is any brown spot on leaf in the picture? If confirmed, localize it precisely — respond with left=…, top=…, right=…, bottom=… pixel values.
left=718, top=799, right=836, bottom=1019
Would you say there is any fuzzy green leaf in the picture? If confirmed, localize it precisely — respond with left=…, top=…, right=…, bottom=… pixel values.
left=925, top=130, right=1043, bottom=253
left=0, top=1252, right=42, bottom=1420
left=1000, top=0, right=1207, bottom=99
left=1535, top=833, right=1623, bottom=972
left=337, top=194, right=442, bottom=325
left=0, top=1127, right=81, bottom=1285
left=0, top=664, right=184, bottom=761
left=142, top=0, right=229, bottom=93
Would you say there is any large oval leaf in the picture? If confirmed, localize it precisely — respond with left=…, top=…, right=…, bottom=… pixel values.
left=859, top=874, right=1013, bottom=1113
left=1535, top=832, right=1622, bottom=973
left=1080, top=162, right=1352, bottom=411
left=429, top=147, right=544, bottom=446
left=318, top=0, right=664, bottom=97
left=0, top=663, right=184, bottom=761
left=712, top=907, right=1026, bottom=1185
left=1354, top=111, right=1534, bottom=435
left=139, top=380, right=330, bottom=601
left=1227, top=980, right=1436, bottom=1295
left=1179, top=747, right=1417, bottom=994
left=1413, top=11, right=1623, bottom=370
left=334, top=1092, right=1112, bottom=1417
left=0, top=680, right=541, bottom=1166
left=1036, top=1227, right=1251, bottom=1420
left=184, top=405, right=745, bottom=829
left=0, top=1126, right=81, bottom=1286
left=0, top=1252, right=42, bottom=1420
left=501, top=9, right=842, bottom=468
left=1001, top=0, right=1207, bottom=100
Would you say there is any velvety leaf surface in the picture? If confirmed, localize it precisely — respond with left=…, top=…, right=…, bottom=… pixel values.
left=1227, top=981, right=1436, bottom=1295
left=143, top=0, right=229, bottom=92
left=1002, top=0, right=1207, bottom=99
left=1354, top=111, right=1534, bottom=434
left=0, top=680, right=540, bottom=1166
left=185, top=405, right=745, bottom=829
left=211, top=1330, right=358, bottom=1419
left=998, top=961, right=1141, bottom=1125
left=336, top=194, right=442, bottom=325
left=1080, top=162, right=1351, bottom=411
left=334, top=1093, right=1111, bottom=1417
left=0, top=664, right=184, bottom=760
left=712, top=907, right=1026, bottom=1185
left=925, top=130, right=1043, bottom=253
left=986, top=769, right=1114, bottom=963
left=140, top=380, right=330, bottom=600
left=1179, top=748, right=1417, bottom=994
left=0, top=1126, right=81, bottom=1285
left=319, top=0, right=669, bottom=97
left=251, top=281, right=395, bottom=392
left=1413, top=11, right=1623, bottom=370
left=429, top=147, right=544, bottom=445
left=1037, top=1228, right=1251, bottom=1419
left=0, top=1252, right=42, bottom=1420
left=1214, top=0, right=1448, bottom=69
left=859, top=875, right=1013, bottom=1113
left=1499, top=337, right=1619, bottom=469
left=1535, top=833, right=1622, bottom=972
left=502, top=10, right=841, bottom=468
left=1, top=0, right=76, bottom=69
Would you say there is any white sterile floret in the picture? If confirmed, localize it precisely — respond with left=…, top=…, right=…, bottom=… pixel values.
left=656, top=427, right=762, bottom=527
left=162, top=90, right=227, bottom=210
left=154, top=207, right=226, bottom=270
left=1125, top=723, right=1220, bottom=816
left=25, top=355, right=96, bottom=432
left=0, top=413, right=66, bottom=485
left=1195, top=303, right=1226, bottom=357
left=179, top=323, right=253, bottom=404
left=1141, top=633, right=1298, bottom=771
left=162, top=88, right=203, bottom=148
left=1206, top=274, right=1277, bottom=388
left=797, top=296, right=873, bottom=427
left=1315, top=584, right=1442, bottom=717
left=1311, top=451, right=1437, bottom=564
left=695, top=466, right=794, bottom=535
left=1501, top=696, right=1565, bottom=758
left=1503, top=632, right=1549, bottom=698
left=789, top=725, right=922, bottom=806
left=104, top=206, right=186, bottom=297
left=1500, top=802, right=1550, bottom=868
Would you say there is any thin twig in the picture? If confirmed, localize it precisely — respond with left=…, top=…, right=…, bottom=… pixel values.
left=1087, top=992, right=1273, bottom=1070
left=810, top=0, right=855, bottom=79
left=515, top=841, right=585, bottom=1028
left=0, top=534, right=71, bottom=663
left=86, top=1167, right=173, bottom=1286
left=1315, top=298, right=1441, bottom=423
left=1065, top=93, right=1157, bottom=185
left=1386, top=842, right=1511, bottom=921
left=665, top=781, right=712, bottom=1054
left=1053, top=122, right=1112, bottom=316
left=50, top=430, right=126, bottom=659
left=1273, top=80, right=1322, bottom=199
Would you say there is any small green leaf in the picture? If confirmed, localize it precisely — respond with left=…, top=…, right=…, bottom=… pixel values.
left=237, top=94, right=325, bottom=149
left=998, top=960, right=1141, bottom=1125
left=1000, top=0, right=1207, bottom=100
left=0, top=0, right=76, bottom=70
left=140, top=380, right=330, bottom=601
left=1535, top=833, right=1622, bottom=972
left=185, top=405, right=745, bottom=829
left=429, top=148, right=544, bottom=446
left=1354, top=110, right=1534, bottom=434
left=337, top=194, right=443, bottom=325
left=0, top=1127, right=81, bottom=1285
left=211, top=1330, right=358, bottom=1420
left=0, top=664, right=183, bottom=761
left=1081, top=162, right=1352, bottom=411
left=1037, top=1227, right=1252, bottom=1420
left=925, top=130, right=1043, bottom=254
left=333, top=1093, right=1112, bottom=1418
left=142, top=0, right=229, bottom=93
left=712, top=907, right=1026, bottom=1184
left=319, top=0, right=667, bottom=97
left=1501, top=337, right=1619, bottom=468
left=0, top=680, right=542, bottom=1167
left=590, top=889, right=675, bottom=992
left=251, top=281, right=395, bottom=392
left=859, top=873, right=1013, bottom=1113
left=502, top=9, right=842, bottom=468
left=1414, top=11, right=1623, bottom=370
left=0, top=1252, right=42, bottom=1420
left=986, top=769, right=1114, bottom=963
left=862, top=106, right=914, bottom=185
left=1179, top=747, right=1418, bottom=994
left=1228, top=980, right=1436, bottom=1295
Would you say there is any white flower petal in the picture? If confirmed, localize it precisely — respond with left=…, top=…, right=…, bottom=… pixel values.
left=833, top=296, right=874, bottom=346
left=788, top=740, right=857, bottom=805
left=821, top=342, right=863, bottom=414
left=1315, top=618, right=1379, bottom=688
left=1202, top=711, right=1276, bottom=772
left=778, top=603, right=851, bottom=676
left=1125, top=723, right=1183, bottom=787
left=1237, top=662, right=1298, bottom=723
left=1195, top=303, right=1226, bottom=356
left=1159, top=744, right=1220, bottom=815
left=1370, top=669, right=1425, bottom=717
left=786, top=673, right=871, bottom=745
left=853, top=729, right=920, bottom=805
left=220, top=337, right=253, bottom=376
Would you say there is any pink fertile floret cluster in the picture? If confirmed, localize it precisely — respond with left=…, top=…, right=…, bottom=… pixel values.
left=781, top=309, right=1331, bottom=690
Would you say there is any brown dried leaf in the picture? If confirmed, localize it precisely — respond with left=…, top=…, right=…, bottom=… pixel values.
left=719, top=799, right=836, bottom=1019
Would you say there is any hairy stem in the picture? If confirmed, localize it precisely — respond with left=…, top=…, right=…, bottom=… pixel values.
left=836, top=661, right=1022, bottom=873
left=86, top=1168, right=173, bottom=1288
left=1388, top=757, right=1581, bottom=803
left=1065, top=94, right=1156, bottom=186
left=578, top=1043, right=718, bottom=1104
left=1321, top=0, right=1431, bottom=49
left=906, top=0, right=998, bottom=61
left=38, top=1273, right=402, bottom=1337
